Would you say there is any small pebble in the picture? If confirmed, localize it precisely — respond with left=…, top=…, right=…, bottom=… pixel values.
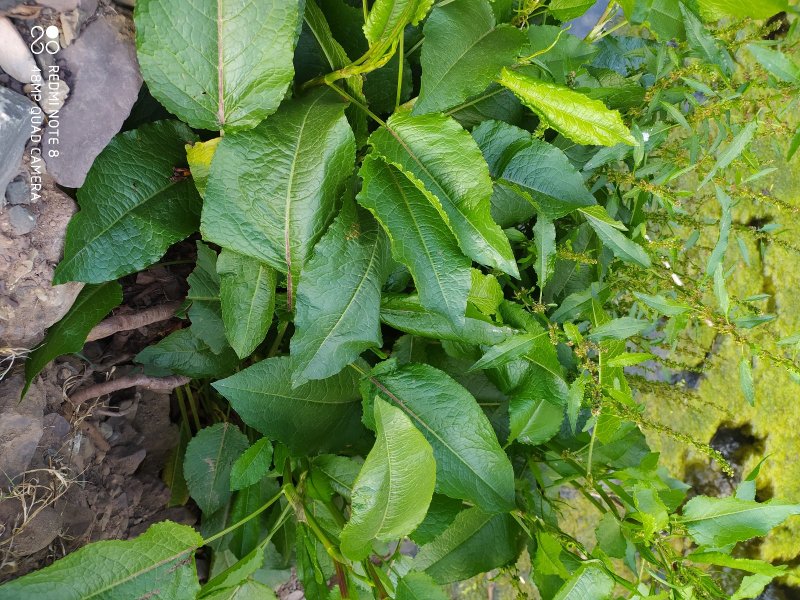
left=7, top=205, right=36, bottom=235
left=5, top=178, right=30, bottom=205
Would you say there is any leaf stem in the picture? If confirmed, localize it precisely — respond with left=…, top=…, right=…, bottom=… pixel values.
left=326, top=82, right=388, bottom=128
left=202, top=488, right=284, bottom=545
left=395, top=33, right=404, bottom=111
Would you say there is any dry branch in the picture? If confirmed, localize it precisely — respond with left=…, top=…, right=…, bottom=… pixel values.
left=86, top=301, right=182, bottom=342
left=69, top=374, right=190, bottom=405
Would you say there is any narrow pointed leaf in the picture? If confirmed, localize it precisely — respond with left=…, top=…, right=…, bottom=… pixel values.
left=747, top=44, right=800, bottom=84
left=340, top=398, right=436, bottom=560
left=54, top=121, right=201, bottom=284
left=498, top=68, right=636, bottom=146
left=369, top=112, right=518, bottom=277
left=358, top=156, right=471, bottom=325
left=135, top=0, right=299, bottom=131
left=363, top=362, right=515, bottom=512
left=580, top=206, right=651, bottom=267
left=414, top=507, right=519, bottom=583
left=533, top=217, right=557, bottom=289
left=218, top=249, right=277, bottom=359
left=202, top=89, right=356, bottom=310
left=184, top=423, right=249, bottom=514
left=212, top=357, right=366, bottom=455
left=0, top=521, right=202, bottom=600
left=413, top=0, right=526, bottom=115
left=230, top=438, right=273, bottom=491
left=396, top=572, right=449, bottom=600
left=291, top=201, right=392, bottom=385
left=23, top=282, right=122, bottom=398
left=364, top=0, right=432, bottom=46
left=469, top=331, right=550, bottom=372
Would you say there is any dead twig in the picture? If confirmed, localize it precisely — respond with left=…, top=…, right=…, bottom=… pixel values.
left=69, top=374, right=190, bottom=405
left=86, top=301, right=181, bottom=342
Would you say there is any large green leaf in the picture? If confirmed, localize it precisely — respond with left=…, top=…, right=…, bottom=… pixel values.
left=696, top=0, right=786, bottom=20
left=217, top=249, right=277, bottom=359
left=340, top=398, right=436, bottom=559
left=380, top=295, right=516, bottom=346
left=413, top=507, right=519, bottom=583
left=500, top=139, right=596, bottom=220
left=497, top=69, right=636, bottom=146
left=135, top=328, right=239, bottom=379
left=184, top=423, right=249, bottom=514
left=469, top=330, right=552, bottom=372
left=230, top=438, right=273, bottom=491
left=0, top=521, right=202, bottom=599
left=202, top=89, right=355, bottom=310
left=212, top=357, right=366, bottom=455
left=618, top=0, right=686, bottom=40
left=680, top=496, right=800, bottom=547
left=369, top=112, right=518, bottom=277
left=358, top=156, right=471, bottom=325
left=413, top=0, right=525, bottom=115
left=548, top=0, right=596, bottom=20
left=509, top=366, right=568, bottom=445
left=135, top=0, right=298, bottom=131
left=363, top=0, right=432, bottom=47
left=396, top=572, right=449, bottom=600
left=363, top=361, right=515, bottom=512
left=291, top=201, right=392, bottom=386
left=188, top=241, right=227, bottom=354
left=553, top=565, right=615, bottom=600
left=53, top=121, right=201, bottom=284
left=23, top=282, right=122, bottom=397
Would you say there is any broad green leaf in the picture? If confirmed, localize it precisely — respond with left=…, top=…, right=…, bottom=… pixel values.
left=188, top=241, right=227, bottom=354
left=747, top=44, right=800, bottom=84
left=364, top=0, right=432, bottom=47
left=184, top=423, right=249, bottom=514
left=135, top=0, right=298, bottom=131
left=680, top=3, right=733, bottom=76
left=363, top=361, right=515, bottom=512
left=689, top=551, right=784, bottom=577
left=23, top=282, right=122, bottom=397
left=567, top=374, right=586, bottom=433
left=200, top=545, right=268, bottom=598
left=358, top=156, right=471, bottom=325
left=680, top=496, right=800, bottom=547
left=340, top=398, right=436, bottom=559
left=217, top=249, right=277, bottom=359
left=203, top=580, right=277, bottom=600
left=508, top=365, right=567, bottom=445
left=588, top=317, right=650, bottom=341
left=230, top=438, right=273, bottom=491
left=500, top=139, right=596, bottom=220
left=202, top=89, right=355, bottom=310
left=212, top=356, right=366, bottom=455
left=370, top=112, right=518, bottom=277
left=396, top=571, right=449, bottom=600
left=580, top=206, right=651, bottom=267
left=414, top=507, right=519, bottom=584
left=739, top=357, right=755, bottom=406
left=548, top=0, right=596, bottom=20
left=164, top=422, right=191, bottom=507
left=53, top=121, right=201, bottom=284
left=696, top=0, right=787, bottom=21
left=411, top=495, right=464, bottom=545
left=186, top=137, right=220, bottom=197
left=381, top=295, right=516, bottom=346
left=731, top=574, right=776, bottom=600
left=553, top=564, right=614, bottom=600
left=619, top=0, right=685, bottom=40
left=472, top=119, right=531, bottom=177
left=470, top=331, right=552, bottom=372
left=312, top=455, right=362, bottom=501
left=497, top=68, right=636, bottom=146
left=413, top=0, right=525, bottom=115
left=526, top=26, right=599, bottom=85
left=533, top=217, right=557, bottom=289
left=291, top=201, right=392, bottom=386
left=0, top=521, right=202, bottom=600
left=136, top=328, right=239, bottom=379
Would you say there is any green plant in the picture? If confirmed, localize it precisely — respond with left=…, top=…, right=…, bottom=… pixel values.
left=6, top=0, right=800, bottom=598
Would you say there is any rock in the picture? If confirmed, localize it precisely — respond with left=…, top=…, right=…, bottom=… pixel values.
left=43, top=16, right=141, bottom=188
left=5, top=178, right=30, bottom=205
left=0, top=87, right=34, bottom=199
left=0, top=16, right=37, bottom=83
left=0, top=154, right=83, bottom=349
left=8, top=505, right=62, bottom=555
left=36, top=0, right=79, bottom=9
left=0, top=373, right=45, bottom=486
left=106, top=445, right=146, bottom=476
left=7, top=205, right=35, bottom=234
